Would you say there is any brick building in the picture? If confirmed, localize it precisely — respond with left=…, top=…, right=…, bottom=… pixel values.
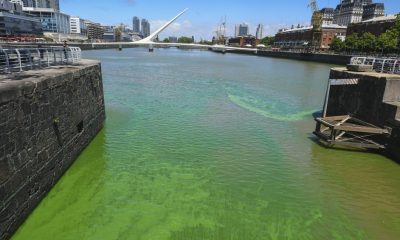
left=228, top=36, right=259, bottom=47
left=274, top=24, right=347, bottom=50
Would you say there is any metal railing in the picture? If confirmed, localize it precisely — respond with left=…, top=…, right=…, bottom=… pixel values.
left=350, top=56, right=400, bottom=75
left=0, top=47, right=81, bottom=74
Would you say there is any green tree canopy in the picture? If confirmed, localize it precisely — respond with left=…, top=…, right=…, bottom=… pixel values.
left=331, top=13, right=400, bottom=53
left=359, top=32, right=376, bottom=52
left=178, top=36, right=193, bottom=43
left=260, top=36, right=275, bottom=46
left=329, top=37, right=345, bottom=52
left=344, top=33, right=360, bottom=52
left=376, top=29, right=398, bottom=53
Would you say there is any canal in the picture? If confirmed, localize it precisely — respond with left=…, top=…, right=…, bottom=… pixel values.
left=13, top=48, right=400, bottom=240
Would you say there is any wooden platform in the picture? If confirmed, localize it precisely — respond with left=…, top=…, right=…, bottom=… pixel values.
left=314, top=115, right=391, bottom=149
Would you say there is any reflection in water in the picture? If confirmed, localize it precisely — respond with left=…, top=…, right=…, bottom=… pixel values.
left=13, top=48, right=400, bottom=240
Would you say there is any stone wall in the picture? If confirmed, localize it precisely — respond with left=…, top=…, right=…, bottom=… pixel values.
left=227, top=50, right=351, bottom=65
left=327, top=68, right=400, bottom=160
left=0, top=60, right=106, bottom=239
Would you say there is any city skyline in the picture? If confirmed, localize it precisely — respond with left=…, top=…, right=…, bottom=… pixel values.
left=60, top=0, right=400, bottom=39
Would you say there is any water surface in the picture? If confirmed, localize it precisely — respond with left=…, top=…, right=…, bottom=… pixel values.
left=13, top=48, right=400, bottom=240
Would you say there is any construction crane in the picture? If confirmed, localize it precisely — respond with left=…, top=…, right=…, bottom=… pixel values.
left=214, top=16, right=227, bottom=45
left=308, top=0, right=323, bottom=52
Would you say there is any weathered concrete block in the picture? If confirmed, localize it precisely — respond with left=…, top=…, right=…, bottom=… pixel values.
left=327, top=67, right=400, bottom=161
left=0, top=60, right=105, bottom=239
left=346, top=64, right=374, bottom=72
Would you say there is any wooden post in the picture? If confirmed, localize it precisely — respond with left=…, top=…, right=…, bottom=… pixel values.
left=322, top=79, right=331, bottom=118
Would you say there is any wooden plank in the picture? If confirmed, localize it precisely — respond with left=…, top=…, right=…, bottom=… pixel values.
left=334, top=125, right=388, bottom=134
left=335, top=116, right=351, bottom=126
left=341, top=132, right=386, bottom=147
left=337, top=137, right=380, bottom=147
left=322, top=115, right=350, bottom=121
left=335, top=131, right=346, bottom=140
left=350, top=117, right=380, bottom=128
left=315, top=118, right=335, bottom=127
left=330, top=141, right=385, bottom=149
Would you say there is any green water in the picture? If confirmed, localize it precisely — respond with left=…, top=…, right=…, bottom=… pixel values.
left=13, top=49, right=400, bottom=240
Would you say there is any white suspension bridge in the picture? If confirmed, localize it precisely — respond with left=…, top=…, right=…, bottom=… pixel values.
left=92, top=9, right=258, bottom=53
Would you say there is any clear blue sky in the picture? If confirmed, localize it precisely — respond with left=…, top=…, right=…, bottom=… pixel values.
left=60, top=0, right=399, bottom=39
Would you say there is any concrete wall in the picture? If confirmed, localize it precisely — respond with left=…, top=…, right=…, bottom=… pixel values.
left=228, top=50, right=351, bottom=65
left=258, top=51, right=351, bottom=65
left=327, top=68, right=400, bottom=160
left=0, top=60, right=106, bottom=239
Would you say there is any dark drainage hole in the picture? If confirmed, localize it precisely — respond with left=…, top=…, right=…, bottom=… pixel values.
left=77, top=121, right=84, bottom=133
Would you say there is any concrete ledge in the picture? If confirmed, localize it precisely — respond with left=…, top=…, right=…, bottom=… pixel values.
left=326, top=67, right=400, bottom=161
left=0, top=60, right=101, bottom=104
left=346, top=64, right=374, bottom=72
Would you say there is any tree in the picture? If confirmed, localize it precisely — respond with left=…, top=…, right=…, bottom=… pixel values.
left=163, top=38, right=170, bottom=43
left=344, top=33, right=360, bottom=52
left=114, top=27, right=122, bottom=42
left=199, top=40, right=213, bottom=45
left=376, top=29, right=398, bottom=53
left=359, top=32, right=376, bottom=52
left=330, top=37, right=344, bottom=52
left=261, top=36, right=275, bottom=46
left=394, top=13, right=400, bottom=35
left=178, top=36, right=193, bottom=43
left=395, top=14, right=400, bottom=52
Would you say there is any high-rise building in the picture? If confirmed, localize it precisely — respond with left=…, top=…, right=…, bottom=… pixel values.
left=70, top=16, right=87, bottom=36
left=23, top=7, right=70, bottom=33
left=9, top=0, right=22, bottom=6
left=46, top=0, right=59, bottom=11
left=9, top=0, right=34, bottom=7
left=320, top=8, right=334, bottom=25
left=132, top=16, right=140, bottom=33
left=362, top=3, right=384, bottom=21
left=141, top=18, right=150, bottom=37
left=256, top=24, right=263, bottom=39
left=86, top=21, right=105, bottom=40
left=169, top=36, right=177, bottom=43
left=333, top=0, right=384, bottom=26
left=235, top=23, right=249, bottom=37
left=0, top=0, right=43, bottom=37
left=19, top=0, right=60, bottom=10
